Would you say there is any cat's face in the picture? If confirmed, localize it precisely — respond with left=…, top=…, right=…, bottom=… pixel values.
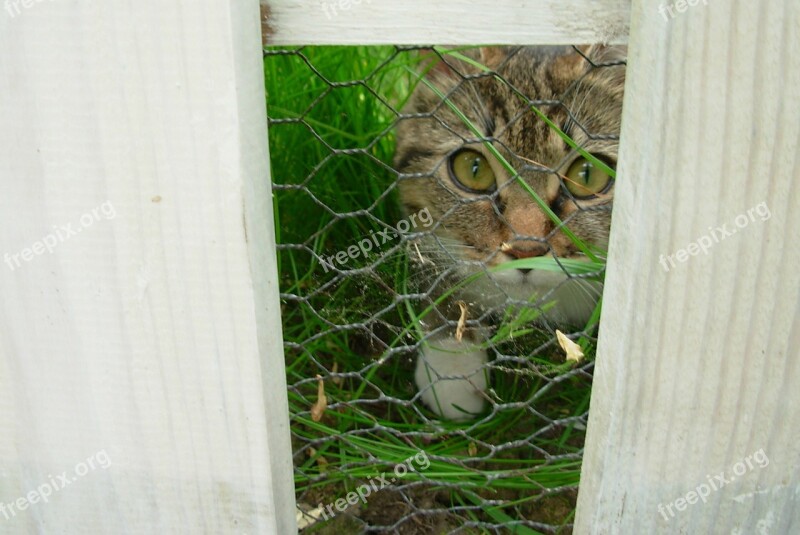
left=394, top=46, right=625, bottom=323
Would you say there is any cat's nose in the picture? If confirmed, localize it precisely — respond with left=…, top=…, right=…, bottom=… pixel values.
left=502, top=242, right=549, bottom=274
left=503, top=243, right=549, bottom=259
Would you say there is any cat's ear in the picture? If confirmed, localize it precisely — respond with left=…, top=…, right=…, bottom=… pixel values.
left=575, top=44, right=627, bottom=65
left=478, top=47, right=515, bottom=70
left=415, top=47, right=512, bottom=81
left=415, top=48, right=476, bottom=81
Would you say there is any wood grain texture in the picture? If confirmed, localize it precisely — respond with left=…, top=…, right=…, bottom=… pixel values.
left=0, top=1, right=295, bottom=533
left=575, top=0, right=800, bottom=533
left=261, top=0, right=630, bottom=45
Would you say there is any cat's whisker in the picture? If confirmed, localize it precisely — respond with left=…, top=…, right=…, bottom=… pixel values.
left=562, top=278, right=603, bottom=309
left=430, top=243, right=475, bottom=250
left=464, top=81, right=492, bottom=135
left=412, top=242, right=432, bottom=265
left=566, top=79, right=598, bottom=124
left=516, top=154, right=554, bottom=173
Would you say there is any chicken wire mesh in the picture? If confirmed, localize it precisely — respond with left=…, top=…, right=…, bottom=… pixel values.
left=264, top=45, right=622, bottom=534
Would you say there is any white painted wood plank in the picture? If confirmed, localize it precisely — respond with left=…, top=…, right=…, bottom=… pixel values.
left=0, top=1, right=295, bottom=533
left=261, top=0, right=630, bottom=45
left=575, top=0, right=800, bottom=533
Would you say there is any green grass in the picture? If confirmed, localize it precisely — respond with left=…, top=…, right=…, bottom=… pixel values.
left=265, top=46, right=602, bottom=534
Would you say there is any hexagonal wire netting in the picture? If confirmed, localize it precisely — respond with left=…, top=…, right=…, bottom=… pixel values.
left=264, top=45, right=622, bottom=533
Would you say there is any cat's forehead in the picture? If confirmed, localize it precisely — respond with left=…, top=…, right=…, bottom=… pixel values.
left=394, top=46, right=623, bottom=176
left=482, top=48, right=583, bottom=96
left=477, top=48, right=623, bottom=152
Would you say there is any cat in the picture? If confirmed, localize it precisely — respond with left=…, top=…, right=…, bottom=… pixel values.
left=393, top=46, right=625, bottom=420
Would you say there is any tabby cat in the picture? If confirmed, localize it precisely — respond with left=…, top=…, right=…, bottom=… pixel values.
left=393, top=46, right=625, bottom=420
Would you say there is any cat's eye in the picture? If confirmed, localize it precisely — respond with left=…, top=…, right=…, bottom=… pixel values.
left=564, top=157, right=613, bottom=199
left=449, top=149, right=496, bottom=193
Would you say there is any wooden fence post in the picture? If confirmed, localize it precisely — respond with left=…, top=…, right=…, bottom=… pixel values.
left=0, top=1, right=295, bottom=532
left=575, top=0, right=800, bottom=532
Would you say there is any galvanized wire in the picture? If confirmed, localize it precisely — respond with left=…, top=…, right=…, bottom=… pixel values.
left=266, top=45, right=618, bottom=534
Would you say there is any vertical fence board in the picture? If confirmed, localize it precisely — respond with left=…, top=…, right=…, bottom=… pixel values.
left=0, top=0, right=295, bottom=532
left=576, top=0, right=799, bottom=533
